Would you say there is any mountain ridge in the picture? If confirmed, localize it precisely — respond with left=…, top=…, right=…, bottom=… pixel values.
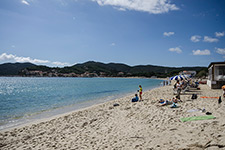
left=0, top=61, right=207, bottom=77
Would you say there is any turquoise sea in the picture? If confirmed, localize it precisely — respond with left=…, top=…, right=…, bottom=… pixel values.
left=0, top=77, right=163, bottom=130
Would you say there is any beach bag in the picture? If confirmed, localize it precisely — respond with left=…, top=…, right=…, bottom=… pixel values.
left=171, top=103, right=177, bottom=108
left=113, top=103, right=119, bottom=107
left=218, top=96, right=222, bottom=104
left=191, top=94, right=197, bottom=99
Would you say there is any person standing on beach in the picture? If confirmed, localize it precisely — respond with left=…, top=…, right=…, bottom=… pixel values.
left=138, top=85, right=143, bottom=101
left=222, top=85, right=225, bottom=98
left=176, top=80, right=182, bottom=99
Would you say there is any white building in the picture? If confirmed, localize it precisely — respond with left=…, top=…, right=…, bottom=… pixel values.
left=207, top=62, right=225, bottom=89
left=179, top=70, right=196, bottom=77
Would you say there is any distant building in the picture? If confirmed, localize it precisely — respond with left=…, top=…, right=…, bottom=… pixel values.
left=151, top=76, right=157, bottom=79
left=117, top=72, right=124, bottom=76
left=207, top=62, right=225, bottom=89
left=179, top=70, right=196, bottom=77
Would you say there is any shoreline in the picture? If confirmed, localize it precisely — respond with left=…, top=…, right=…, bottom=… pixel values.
left=2, top=84, right=223, bottom=149
left=0, top=77, right=164, bottom=131
left=0, top=82, right=164, bottom=132
left=0, top=91, right=136, bottom=132
left=0, top=76, right=168, bottom=80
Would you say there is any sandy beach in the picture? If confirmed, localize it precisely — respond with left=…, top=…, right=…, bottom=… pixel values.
left=1, top=84, right=225, bottom=150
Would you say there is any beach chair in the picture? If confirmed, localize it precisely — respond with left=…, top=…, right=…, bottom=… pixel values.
left=173, top=85, right=189, bottom=95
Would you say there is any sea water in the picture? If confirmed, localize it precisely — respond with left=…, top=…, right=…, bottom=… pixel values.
left=0, top=77, right=163, bottom=130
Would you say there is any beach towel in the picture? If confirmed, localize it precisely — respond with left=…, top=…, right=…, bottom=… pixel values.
left=200, top=96, right=219, bottom=99
left=180, top=115, right=215, bottom=122
left=187, top=109, right=201, bottom=113
left=170, top=103, right=177, bottom=108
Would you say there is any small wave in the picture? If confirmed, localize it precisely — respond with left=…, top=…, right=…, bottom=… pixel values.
left=89, top=90, right=119, bottom=94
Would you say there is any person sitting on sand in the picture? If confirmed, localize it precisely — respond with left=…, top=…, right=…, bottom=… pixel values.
left=131, top=94, right=139, bottom=102
left=176, top=80, right=182, bottom=90
left=175, top=80, right=182, bottom=99
left=172, top=95, right=182, bottom=102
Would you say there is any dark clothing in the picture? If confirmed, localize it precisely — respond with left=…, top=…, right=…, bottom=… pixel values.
left=132, top=96, right=139, bottom=102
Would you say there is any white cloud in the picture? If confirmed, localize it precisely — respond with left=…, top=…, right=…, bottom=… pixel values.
left=21, top=0, right=30, bottom=5
left=0, top=53, right=70, bottom=67
left=92, top=0, right=179, bottom=14
left=114, top=7, right=126, bottom=11
left=52, top=61, right=70, bottom=66
left=169, top=47, right=182, bottom=53
left=203, top=36, right=219, bottom=43
left=216, top=48, right=225, bottom=55
left=190, top=35, right=201, bottom=42
left=0, top=53, right=49, bottom=63
left=192, top=49, right=210, bottom=55
left=163, top=32, right=174, bottom=37
left=111, top=43, right=116, bottom=46
left=215, top=32, right=225, bottom=37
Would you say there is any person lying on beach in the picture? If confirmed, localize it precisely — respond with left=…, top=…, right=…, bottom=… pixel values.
left=131, top=94, right=139, bottom=102
left=158, top=99, right=173, bottom=106
left=158, top=96, right=181, bottom=107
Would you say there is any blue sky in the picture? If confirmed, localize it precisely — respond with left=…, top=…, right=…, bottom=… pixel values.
left=0, top=0, right=224, bottom=67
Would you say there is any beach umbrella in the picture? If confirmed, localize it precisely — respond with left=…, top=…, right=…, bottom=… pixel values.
left=170, top=75, right=187, bottom=80
left=183, top=74, right=191, bottom=78
left=181, top=75, right=189, bottom=80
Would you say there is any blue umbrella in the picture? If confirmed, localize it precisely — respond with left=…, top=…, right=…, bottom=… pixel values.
left=170, top=75, right=187, bottom=80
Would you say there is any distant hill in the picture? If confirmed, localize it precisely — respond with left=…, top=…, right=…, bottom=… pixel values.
left=0, top=62, right=36, bottom=76
left=0, top=61, right=207, bottom=77
left=58, top=61, right=207, bottom=77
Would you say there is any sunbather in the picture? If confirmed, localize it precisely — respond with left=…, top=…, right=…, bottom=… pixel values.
left=158, top=99, right=173, bottom=106
left=158, top=96, right=181, bottom=107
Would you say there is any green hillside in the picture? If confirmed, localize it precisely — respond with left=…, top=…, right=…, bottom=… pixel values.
left=0, top=62, right=36, bottom=76
left=0, top=61, right=207, bottom=77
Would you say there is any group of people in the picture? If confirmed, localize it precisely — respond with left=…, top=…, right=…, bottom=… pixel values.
left=130, top=84, right=182, bottom=108
left=131, top=85, right=142, bottom=102
left=130, top=81, right=225, bottom=108
left=174, top=79, right=195, bottom=98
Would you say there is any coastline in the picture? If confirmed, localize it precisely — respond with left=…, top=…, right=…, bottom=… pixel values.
left=1, top=84, right=224, bottom=149
left=0, top=90, right=137, bottom=132
left=0, top=77, right=164, bottom=132
left=0, top=77, right=164, bottom=131
left=0, top=81, right=163, bottom=132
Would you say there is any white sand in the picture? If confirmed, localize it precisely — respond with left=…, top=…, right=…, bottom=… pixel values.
left=1, top=84, right=225, bottom=150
